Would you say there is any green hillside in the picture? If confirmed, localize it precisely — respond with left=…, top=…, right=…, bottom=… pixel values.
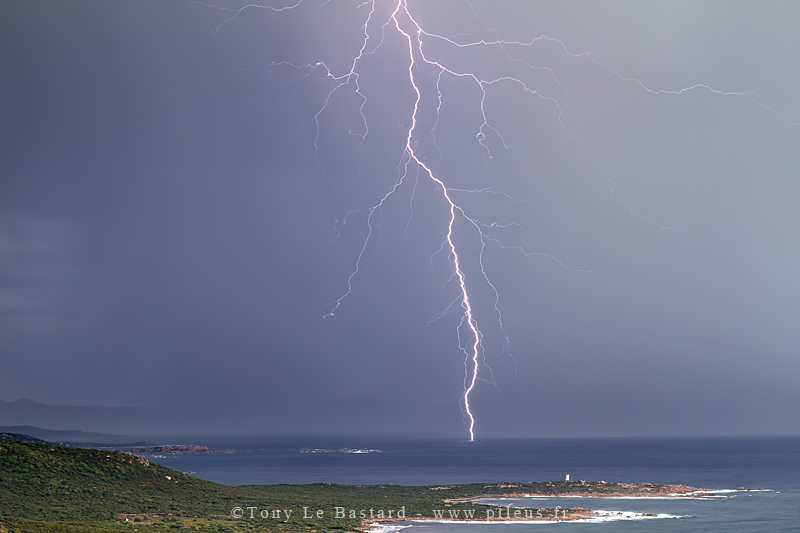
left=1, top=440, right=660, bottom=532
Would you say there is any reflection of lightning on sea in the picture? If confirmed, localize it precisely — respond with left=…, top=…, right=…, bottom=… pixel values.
left=200, top=0, right=798, bottom=441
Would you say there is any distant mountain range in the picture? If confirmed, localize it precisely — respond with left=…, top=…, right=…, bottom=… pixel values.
left=0, top=398, right=414, bottom=439
left=0, top=424, right=133, bottom=444
left=0, top=431, right=51, bottom=445
left=0, top=399, right=203, bottom=437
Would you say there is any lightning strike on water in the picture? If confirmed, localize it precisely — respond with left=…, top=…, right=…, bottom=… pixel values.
left=199, top=0, right=798, bottom=441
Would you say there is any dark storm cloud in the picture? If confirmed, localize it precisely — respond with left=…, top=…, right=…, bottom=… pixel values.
left=0, top=216, right=83, bottom=344
left=1, top=0, right=799, bottom=438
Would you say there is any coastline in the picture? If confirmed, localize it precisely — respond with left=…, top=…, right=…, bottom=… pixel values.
left=442, top=481, right=712, bottom=503
left=446, top=485, right=712, bottom=502
left=1, top=436, right=790, bottom=532
left=361, top=483, right=716, bottom=529
left=363, top=482, right=733, bottom=529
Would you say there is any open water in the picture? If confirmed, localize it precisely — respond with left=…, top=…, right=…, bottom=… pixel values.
left=152, top=436, right=800, bottom=531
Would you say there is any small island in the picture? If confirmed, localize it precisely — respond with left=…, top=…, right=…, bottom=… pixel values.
left=296, top=447, right=384, bottom=454
left=127, top=444, right=237, bottom=457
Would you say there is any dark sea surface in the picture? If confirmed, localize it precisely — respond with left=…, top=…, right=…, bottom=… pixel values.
left=152, top=436, right=800, bottom=531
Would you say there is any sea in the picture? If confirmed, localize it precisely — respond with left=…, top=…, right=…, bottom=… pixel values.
left=150, top=436, right=800, bottom=532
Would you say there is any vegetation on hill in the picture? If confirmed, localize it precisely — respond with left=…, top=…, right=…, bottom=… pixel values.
left=0, top=439, right=687, bottom=532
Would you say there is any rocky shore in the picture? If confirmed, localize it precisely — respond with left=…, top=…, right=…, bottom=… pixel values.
left=365, top=506, right=593, bottom=527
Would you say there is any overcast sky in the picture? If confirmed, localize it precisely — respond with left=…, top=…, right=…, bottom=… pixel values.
left=2, top=0, right=800, bottom=439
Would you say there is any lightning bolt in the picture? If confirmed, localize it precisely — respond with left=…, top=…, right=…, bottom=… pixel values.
left=318, top=0, right=600, bottom=440
left=198, top=0, right=798, bottom=441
